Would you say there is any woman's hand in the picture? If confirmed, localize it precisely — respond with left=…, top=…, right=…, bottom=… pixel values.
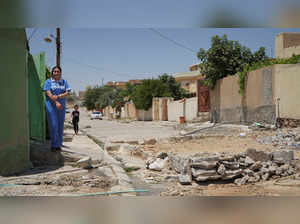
left=55, top=101, right=63, bottom=110
left=51, top=95, right=58, bottom=101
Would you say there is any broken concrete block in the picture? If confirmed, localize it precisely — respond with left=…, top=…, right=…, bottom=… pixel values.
left=272, top=150, right=294, bottom=164
left=250, top=161, right=262, bottom=171
left=190, top=161, right=218, bottom=170
left=222, top=169, right=243, bottom=180
left=246, top=148, right=272, bottom=162
left=179, top=174, right=192, bottom=185
left=144, top=138, right=157, bottom=145
left=191, top=155, right=220, bottom=163
left=104, top=143, right=121, bottom=151
left=76, top=157, right=92, bottom=169
left=221, top=161, right=240, bottom=169
left=217, top=164, right=226, bottom=176
left=196, top=174, right=222, bottom=182
left=234, top=175, right=249, bottom=186
left=262, top=173, right=270, bottom=181
left=169, top=155, right=186, bottom=173
left=245, top=156, right=255, bottom=165
left=148, top=157, right=168, bottom=171
left=191, top=168, right=217, bottom=177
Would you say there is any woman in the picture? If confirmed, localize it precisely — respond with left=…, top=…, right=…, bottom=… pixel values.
left=43, top=66, right=71, bottom=152
left=71, top=105, right=80, bottom=135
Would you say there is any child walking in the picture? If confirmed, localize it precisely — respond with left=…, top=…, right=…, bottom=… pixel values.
left=72, top=105, right=80, bottom=135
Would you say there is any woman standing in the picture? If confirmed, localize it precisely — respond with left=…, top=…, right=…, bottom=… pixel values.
left=43, top=66, right=71, bottom=152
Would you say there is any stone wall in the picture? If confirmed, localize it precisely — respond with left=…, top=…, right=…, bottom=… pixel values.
left=210, top=66, right=276, bottom=124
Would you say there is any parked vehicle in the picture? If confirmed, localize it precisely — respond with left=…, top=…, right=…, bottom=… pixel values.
left=90, top=111, right=102, bottom=120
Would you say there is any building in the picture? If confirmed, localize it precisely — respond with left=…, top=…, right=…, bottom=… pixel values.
left=173, top=70, right=203, bottom=95
left=78, top=90, right=86, bottom=99
left=0, top=29, right=32, bottom=175
left=106, top=81, right=127, bottom=89
left=106, top=79, right=143, bottom=89
left=275, top=32, right=300, bottom=58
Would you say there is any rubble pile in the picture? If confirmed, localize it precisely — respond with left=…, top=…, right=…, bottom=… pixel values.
left=147, top=148, right=298, bottom=186
left=257, top=131, right=300, bottom=149
left=276, top=118, right=300, bottom=128
left=50, top=174, right=113, bottom=189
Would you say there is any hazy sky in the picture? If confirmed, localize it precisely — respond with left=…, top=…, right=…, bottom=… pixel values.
left=26, top=28, right=300, bottom=92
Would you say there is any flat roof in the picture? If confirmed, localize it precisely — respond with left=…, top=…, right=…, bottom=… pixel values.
left=173, top=71, right=202, bottom=79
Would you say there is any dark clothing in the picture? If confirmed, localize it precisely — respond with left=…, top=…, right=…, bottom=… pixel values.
left=73, top=120, right=79, bottom=134
left=72, top=111, right=80, bottom=122
left=72, top=110, right=80, bottom=134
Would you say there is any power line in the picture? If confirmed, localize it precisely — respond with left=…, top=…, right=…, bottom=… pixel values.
left=148, top=28, right=197, bottom=53
left=63, top=56, right=153, bottom=79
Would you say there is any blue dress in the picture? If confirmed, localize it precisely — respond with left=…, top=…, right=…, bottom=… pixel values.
left=43, top=78, right=71, bottom=148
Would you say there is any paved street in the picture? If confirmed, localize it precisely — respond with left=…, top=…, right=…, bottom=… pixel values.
left=67, top=108, right=180, bottom=143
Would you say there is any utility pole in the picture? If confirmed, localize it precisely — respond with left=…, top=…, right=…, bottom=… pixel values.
left=56, top=28, right=61, bottom=67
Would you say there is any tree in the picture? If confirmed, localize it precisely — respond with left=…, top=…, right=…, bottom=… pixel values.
left=197, top=35, right=268, bottom=88
left=132, top=74, right=187, bottom=110
left=159, top=73, right=187, bottom=100
left=83, top=85, right=114, bottom=110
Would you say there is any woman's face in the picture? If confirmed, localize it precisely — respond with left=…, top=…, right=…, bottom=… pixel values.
left=52, top=68, right=61, bottom=80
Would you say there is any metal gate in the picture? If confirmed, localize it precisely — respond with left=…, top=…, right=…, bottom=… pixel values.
left=197, top=80, right=210, bottom=112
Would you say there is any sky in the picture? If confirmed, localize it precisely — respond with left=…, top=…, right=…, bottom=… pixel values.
left=26, top=28, right=300, bottom=93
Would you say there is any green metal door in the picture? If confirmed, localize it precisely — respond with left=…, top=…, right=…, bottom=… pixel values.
left=28, top=52, right=46, bottom=142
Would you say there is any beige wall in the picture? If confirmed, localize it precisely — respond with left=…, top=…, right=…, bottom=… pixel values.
left=211, top=64, right=300, bottom=123
left=152, top=97, right=172, bottom=121
left=218, top=75, right=242, bottom=109
left=245, top=67, right=272, bottom=108
left=178, top=80, right=198, bottom=93
left=167, top=97, right=198, bottom=122
left=122, top=102, right=137, bottom=119
left=137, top=108, right=153, bottom=121
left=210, top=66, right=275, bottom=123
left=168, top=99, right=184, bottom=122
left=185, top=97, right=198, bottom=121
left=273, top=64, right=300, bottom=119
left=276, top=33, right=300, bottom=58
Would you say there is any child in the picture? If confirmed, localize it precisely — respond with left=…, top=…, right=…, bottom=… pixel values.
left=72, top=105, right=80, bottom=135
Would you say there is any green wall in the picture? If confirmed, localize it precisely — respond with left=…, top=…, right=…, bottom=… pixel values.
left=0, top=29, right=31, bottom=176
left=28, top=52, right=46, bottom=142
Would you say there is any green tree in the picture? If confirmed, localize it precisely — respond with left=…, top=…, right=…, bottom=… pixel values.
left=197, top=35, right=268, bottom=88
left=132, top=75, right=187, bottom=110
left=159, top=73, right=187, bottom=100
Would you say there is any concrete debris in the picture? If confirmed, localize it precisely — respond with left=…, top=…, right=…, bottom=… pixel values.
left=148, top=157, right=169, bottom=171
left=104, top=143, right=121, bottom=152
left=257, top=130, right=300, bottom=150
left=178, top=174, right=192, bottom=185
left=76, top=157, right=92, bottom=169
left=147, top=149, right=296, bottom=186
left=245, top=156, right=255, bottom=165
left=272, top=150, right=294, bottom=164
left=144, top=138, right=157, bottom=145
left=217, top=164, right=226, bottom=176
left=190, top=161, right=218, bottom=170
left=246, top=148, right=272, bottom=162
